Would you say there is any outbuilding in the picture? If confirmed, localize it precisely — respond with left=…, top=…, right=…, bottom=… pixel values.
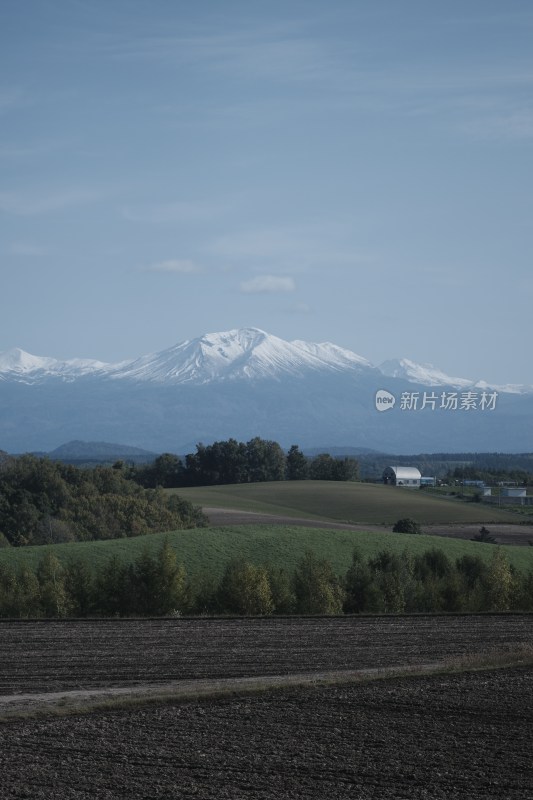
left=382, top=466, right=421, bottom=487
left=501, top=488, right=527, bottom=498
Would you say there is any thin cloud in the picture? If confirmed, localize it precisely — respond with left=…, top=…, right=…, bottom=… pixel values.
left=0, top=188, right=100, bottom=216
left=209, top=225, right=375, bottom=271
left=240, top=275, right=296, bottom=294
left=462, top=109, right=533, bottom=141
left=122, top=201, right=224, bottom=224
left=99, top=28, right=335, bottom=85
left=145, top=259, right=203, bottom=274
left=286, top=302, right=313, bottom=314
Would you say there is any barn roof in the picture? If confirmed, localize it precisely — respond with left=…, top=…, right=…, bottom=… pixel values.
left=383, top=466, right=422, bottom=480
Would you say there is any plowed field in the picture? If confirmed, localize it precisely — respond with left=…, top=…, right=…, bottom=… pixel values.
left=1, top=615, right=532, bottom=694
left=1, top=616, right=532, bottom=798
left=1, top=667, right=532, bottom=799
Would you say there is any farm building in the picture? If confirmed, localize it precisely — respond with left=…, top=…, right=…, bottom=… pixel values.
left=501, top=488, right=527, bottom=498
left=382, top=466, right=421, bottom=487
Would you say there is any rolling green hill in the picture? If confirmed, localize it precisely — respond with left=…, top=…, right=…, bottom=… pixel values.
left=171, top=481, right=524, bottom=526
left=1, top=525, right=532, bottom=581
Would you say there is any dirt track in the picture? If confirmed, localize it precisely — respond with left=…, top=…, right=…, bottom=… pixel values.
left=1, top=667, right=532, bottom=799
left=1, top=617, right=532, bottom=798
left=1, top=615, right=532, bottom=705
left=205, top=506, right=533, bottom=545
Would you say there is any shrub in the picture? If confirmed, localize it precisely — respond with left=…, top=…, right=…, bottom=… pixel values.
left=392, top=517, right=422, bottom=534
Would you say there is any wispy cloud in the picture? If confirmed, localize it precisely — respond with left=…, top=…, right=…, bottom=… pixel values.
left=99, top=27, right=335, bottom=85
left=240, top=275, right=295, bottom=294
left=122, top=200, right=225, bottom=224
left=285, top=301, right=313, bottom=315
left=0, top=138, right=73, bottom=159
left=144, top=259, right=203, bottom=274
left=0, top=188, right=100, bottom=216
left=461, top=108, right=533, bottom=141
left=209, top=225, right=374, bottom=271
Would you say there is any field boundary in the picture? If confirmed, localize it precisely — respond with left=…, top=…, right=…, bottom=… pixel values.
left=2, top=645, right=532, bottom=722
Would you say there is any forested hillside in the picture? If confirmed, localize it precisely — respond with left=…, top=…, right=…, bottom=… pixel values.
left=0, top=455, right=206, bottom=547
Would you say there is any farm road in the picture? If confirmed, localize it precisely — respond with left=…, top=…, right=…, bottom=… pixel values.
left=205, top=506, right=533, bottom=544
left=1, top=667, right=532, bottom=799
left=1, top=615, right=532, bottom=706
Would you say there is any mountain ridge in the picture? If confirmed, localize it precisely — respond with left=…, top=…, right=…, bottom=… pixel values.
left=1, top=328, right=531, bottom=393
left=1, top=328, right=532, bottom=453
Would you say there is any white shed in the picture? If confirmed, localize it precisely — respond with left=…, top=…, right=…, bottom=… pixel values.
left=382, top=466, right=421, bottom=487
left=501, top=488, right=527, bottom=498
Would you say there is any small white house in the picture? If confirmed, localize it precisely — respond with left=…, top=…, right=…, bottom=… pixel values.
left=382, top=466, right=421, bottom=487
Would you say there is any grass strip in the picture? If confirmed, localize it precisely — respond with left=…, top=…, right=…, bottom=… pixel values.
left=1, top=644, right=532, bottom=723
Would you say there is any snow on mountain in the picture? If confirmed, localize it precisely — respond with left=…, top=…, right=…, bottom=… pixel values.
left=106, top=328, right=375, bottom=384
left=0, top=347, right=59, bottom=375
left=378, top=357, right=533, bottom=394
left=378, top=358, right=474, bottom=389
left=291, top=339, right=372, bottom=371
left=472, top=379, right=533, bottom=395
left=0, top=347, right=111, bottom=383
left=1, top=331, right=531, bottom=392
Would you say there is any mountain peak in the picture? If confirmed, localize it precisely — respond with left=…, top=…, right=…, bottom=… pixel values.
left=0, top=347, right=58, bottom=374
left=378, top=357, right=473, bottom=389
left=1, top=331, right=530, bottom=392
left=109, top=327, right=372, bottom=384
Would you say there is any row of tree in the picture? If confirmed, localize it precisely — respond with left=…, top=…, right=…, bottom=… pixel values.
left=357, top=452, right=533, bottom=483
left=1, top=542, right=531, bottom=618
left=446, top=466, right=533, bottom=486
left=0, top=455, right=206, bottom=547
left=128, top=439, right=359, bottom=488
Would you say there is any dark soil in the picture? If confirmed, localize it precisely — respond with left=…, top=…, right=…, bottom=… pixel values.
left=1, top=615, right=532, bottom=695
left=1, top=667, right=532, bottom=799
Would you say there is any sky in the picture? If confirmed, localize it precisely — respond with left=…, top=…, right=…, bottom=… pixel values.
left=1, top=0, right=532, bottom=384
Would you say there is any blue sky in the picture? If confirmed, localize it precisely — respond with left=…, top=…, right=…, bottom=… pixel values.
left=1, top=0, right=532, bottom=384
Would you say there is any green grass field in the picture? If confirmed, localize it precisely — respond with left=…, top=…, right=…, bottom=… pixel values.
left=2, top=525, right=533, bottom=581
left=171, top=481, right=524, bottom=526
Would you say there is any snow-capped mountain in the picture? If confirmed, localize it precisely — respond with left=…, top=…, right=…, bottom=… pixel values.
left=378, top=357, right=533, bottom=395
left=109, top=329, right=375, bottom=384
left=0, top=329, right=375, bottom=386
left=378, top=358, right=473, bottom=390
left=1, top=328, right=528, bottom=390
left=1, top=328, right=532, bottom=453
left=0, top=347, right=110, bottom=384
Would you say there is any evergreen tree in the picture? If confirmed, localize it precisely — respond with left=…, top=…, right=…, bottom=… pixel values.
left=95, top=555, right=130, bottom=616
left=65, top=559, right=95, bottom=617
left=344, top=549, right=381, bottom=613
left=286, top=445, right=308, bottom=480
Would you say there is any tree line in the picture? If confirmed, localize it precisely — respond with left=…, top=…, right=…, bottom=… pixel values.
left=446, top=466, right=533, bottom=486
left=0, top=455, right=207, bottom=547
left=357, top=452, right=533, bottom=483
left=129, top=438, right=359, bottom=488
left=1, top=541, right=531, bottom=617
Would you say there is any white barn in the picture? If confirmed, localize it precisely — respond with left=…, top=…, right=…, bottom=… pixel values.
left=382, top=466, right=421, bottom=487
